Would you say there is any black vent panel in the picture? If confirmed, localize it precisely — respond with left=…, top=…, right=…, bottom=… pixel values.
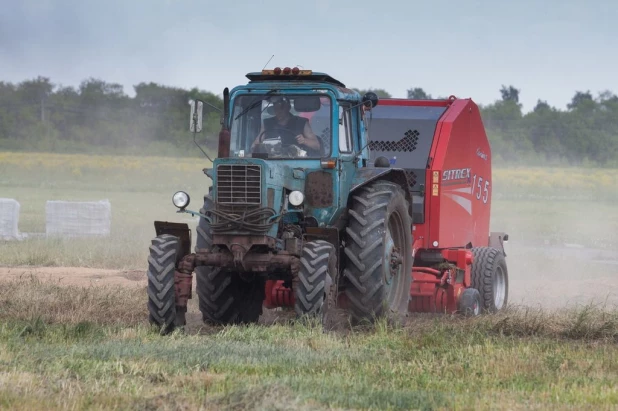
left=369, top=129, right=420, bottom=152
left=404, top=170, right=417, bottom=188
left=216, top=164, right=261, bottom=204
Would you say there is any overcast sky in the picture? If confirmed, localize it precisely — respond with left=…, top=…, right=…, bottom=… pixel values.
left=1, top=0, right=615, bottom=112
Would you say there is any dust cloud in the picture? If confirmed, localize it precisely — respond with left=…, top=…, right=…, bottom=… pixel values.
left=491, top=181, right=618, bottom=311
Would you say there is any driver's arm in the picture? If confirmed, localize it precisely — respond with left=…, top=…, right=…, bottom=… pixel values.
left=297, top=122, right=321, bottom=151
left=250, top=123, right=266, bottom=151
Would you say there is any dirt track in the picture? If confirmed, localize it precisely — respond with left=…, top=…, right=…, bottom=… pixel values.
left=0, top=266, right=147, bottom=288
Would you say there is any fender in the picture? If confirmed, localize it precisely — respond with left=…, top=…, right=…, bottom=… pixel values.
left=154, top=221, right=192, bottom=262
left=350, top=167, right=419, bottom=223
left=489, top=232, right=509, bottom=256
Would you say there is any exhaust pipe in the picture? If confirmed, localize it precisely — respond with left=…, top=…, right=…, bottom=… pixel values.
left=217, top=87, right=231, bottom=159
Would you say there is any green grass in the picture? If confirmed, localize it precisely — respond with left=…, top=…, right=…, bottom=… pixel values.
left=0, top=278, right=617, bottom=410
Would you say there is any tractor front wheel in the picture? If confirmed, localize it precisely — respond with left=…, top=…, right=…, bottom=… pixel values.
left=147, top=234, right=183, bottom=335
left=294, top=240, right=336, bottom=322
left=342, top=180, right=413, bottom=324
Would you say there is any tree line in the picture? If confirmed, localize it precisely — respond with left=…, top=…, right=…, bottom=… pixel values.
left=1, top=76, right=616, bottom=166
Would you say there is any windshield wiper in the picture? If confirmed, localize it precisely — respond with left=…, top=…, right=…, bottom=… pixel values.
left=234, top=90, right=278, bottom=120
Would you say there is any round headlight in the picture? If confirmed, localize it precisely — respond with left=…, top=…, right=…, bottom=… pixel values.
left=172, top=191, right=190, bottom=209
left=289, top=190, right=304, bottom=206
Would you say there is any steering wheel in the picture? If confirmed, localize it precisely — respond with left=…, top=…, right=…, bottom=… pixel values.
left=258, top=127, right=299, bottom=145
left=253, top=127, right=322, bottom=157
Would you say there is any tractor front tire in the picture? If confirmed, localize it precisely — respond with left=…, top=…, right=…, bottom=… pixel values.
left=343, top=180, right=413, bottom=324
left=295, top=240, right=336, bottom=321
left=195, top=196, right=264, bottom=325
left=471, top=246, right=509, bottom=313
left=147, top=234, right=183, bottom=335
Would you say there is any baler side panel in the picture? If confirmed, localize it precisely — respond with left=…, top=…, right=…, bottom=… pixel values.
left=467, top=102, right=492, bottom=248
left=428, top=100, right=492, bottom=249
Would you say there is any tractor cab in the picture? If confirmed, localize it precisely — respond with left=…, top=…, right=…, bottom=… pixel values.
left=223, top=67, right=377, bottom=163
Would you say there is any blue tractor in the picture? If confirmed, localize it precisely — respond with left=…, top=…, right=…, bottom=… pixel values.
left=147, top=67, right=417, bottom=332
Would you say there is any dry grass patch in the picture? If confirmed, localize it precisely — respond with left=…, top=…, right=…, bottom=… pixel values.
left=0, top=276, right=146, bottom=326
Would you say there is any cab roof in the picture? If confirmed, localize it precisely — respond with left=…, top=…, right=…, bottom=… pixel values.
left=236, top=67, right=360, bottom=101
left=245, top=70, right=346, bottom=88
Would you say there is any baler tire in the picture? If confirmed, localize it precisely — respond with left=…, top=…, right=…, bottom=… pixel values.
left=471, top=246, right=509, bottom=313
left=147, top=234, right=182, bottom=335
left=342, top=180, right=413, bottom=324
left=295, top=240, right=336, bottom=320
left=195, top=196, right=264, bottom=325
left=457, top=288, right=482, bottom=317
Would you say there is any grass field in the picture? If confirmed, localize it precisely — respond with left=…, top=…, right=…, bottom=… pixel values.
left=1, top=151, right=618, bottom=409
left=1, top=277, right=617, bottom=410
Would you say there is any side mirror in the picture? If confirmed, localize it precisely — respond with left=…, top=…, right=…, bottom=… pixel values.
left=189, top=99, right=204, bottom=132
left=362, top=92, right=379, bottom=109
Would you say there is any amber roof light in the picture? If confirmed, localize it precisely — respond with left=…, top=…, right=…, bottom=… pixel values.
left=261, top=66, right=312, bottom=75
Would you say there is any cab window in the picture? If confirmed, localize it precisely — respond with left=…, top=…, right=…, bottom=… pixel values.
left=339, top=105, right=352, bottom=153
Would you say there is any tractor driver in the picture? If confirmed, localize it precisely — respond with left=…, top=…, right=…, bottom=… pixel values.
left=250, top=96, right=322, bottom=155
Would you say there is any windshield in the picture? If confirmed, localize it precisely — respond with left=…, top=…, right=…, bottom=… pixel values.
left=229, top=93, right=332, bottom=159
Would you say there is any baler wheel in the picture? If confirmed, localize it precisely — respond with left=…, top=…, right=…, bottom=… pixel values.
left=457, top=288, right=482, bottom=317
left=342, top=180, right=413, bottom=323
left=295, top=240, right=336, bottom=321
left=147, top=234, right=183, bottom=335
left=471, top=246, right=509, bottom=313
left=195, top=196, right=264, bottom=325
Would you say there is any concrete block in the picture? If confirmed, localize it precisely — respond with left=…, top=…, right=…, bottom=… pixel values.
left=46, top=200, right=111, bottom=237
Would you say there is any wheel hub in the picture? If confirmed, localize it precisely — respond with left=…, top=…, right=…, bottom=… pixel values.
left=384, top=234, right=402, bottom=286
left=493, top=266, right=506, bottom=310
left=383, top=214, right=406, bottom=310
left=390, top=248, right=403, bottom=279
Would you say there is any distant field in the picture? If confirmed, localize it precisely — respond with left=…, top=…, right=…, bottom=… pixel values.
left=1, top=151, right=618, bottom=409
left=1, top=151, right=616, bottom=268
left=2, top=151, right=616, bottom=198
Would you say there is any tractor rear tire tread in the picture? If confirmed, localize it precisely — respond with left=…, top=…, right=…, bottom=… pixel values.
left=343, top=180, right=412, bottom=323
left=147, top=234, right=180, bottom=335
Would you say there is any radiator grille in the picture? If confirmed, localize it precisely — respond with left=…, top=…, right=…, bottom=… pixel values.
left=216, top=164, right=262, bottom=204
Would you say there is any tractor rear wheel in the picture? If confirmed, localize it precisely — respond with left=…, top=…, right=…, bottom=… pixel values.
left=342, top=180, right=413, bottom=323
left=471, top=246, right=509, bottom=313
left=147, top=234, right=183, bottom=335
left=295, top=240, right=336, bottom=321
left=195, top=196, right=264, bottom=325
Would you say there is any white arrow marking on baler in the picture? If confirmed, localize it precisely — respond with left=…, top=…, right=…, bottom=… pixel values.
left=450, top=187, right=472, bottom=194
left=443, top=193, right=472, bottom=215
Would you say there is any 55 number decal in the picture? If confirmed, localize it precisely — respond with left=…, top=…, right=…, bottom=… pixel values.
left=471, top=174, right=490, bottom=204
